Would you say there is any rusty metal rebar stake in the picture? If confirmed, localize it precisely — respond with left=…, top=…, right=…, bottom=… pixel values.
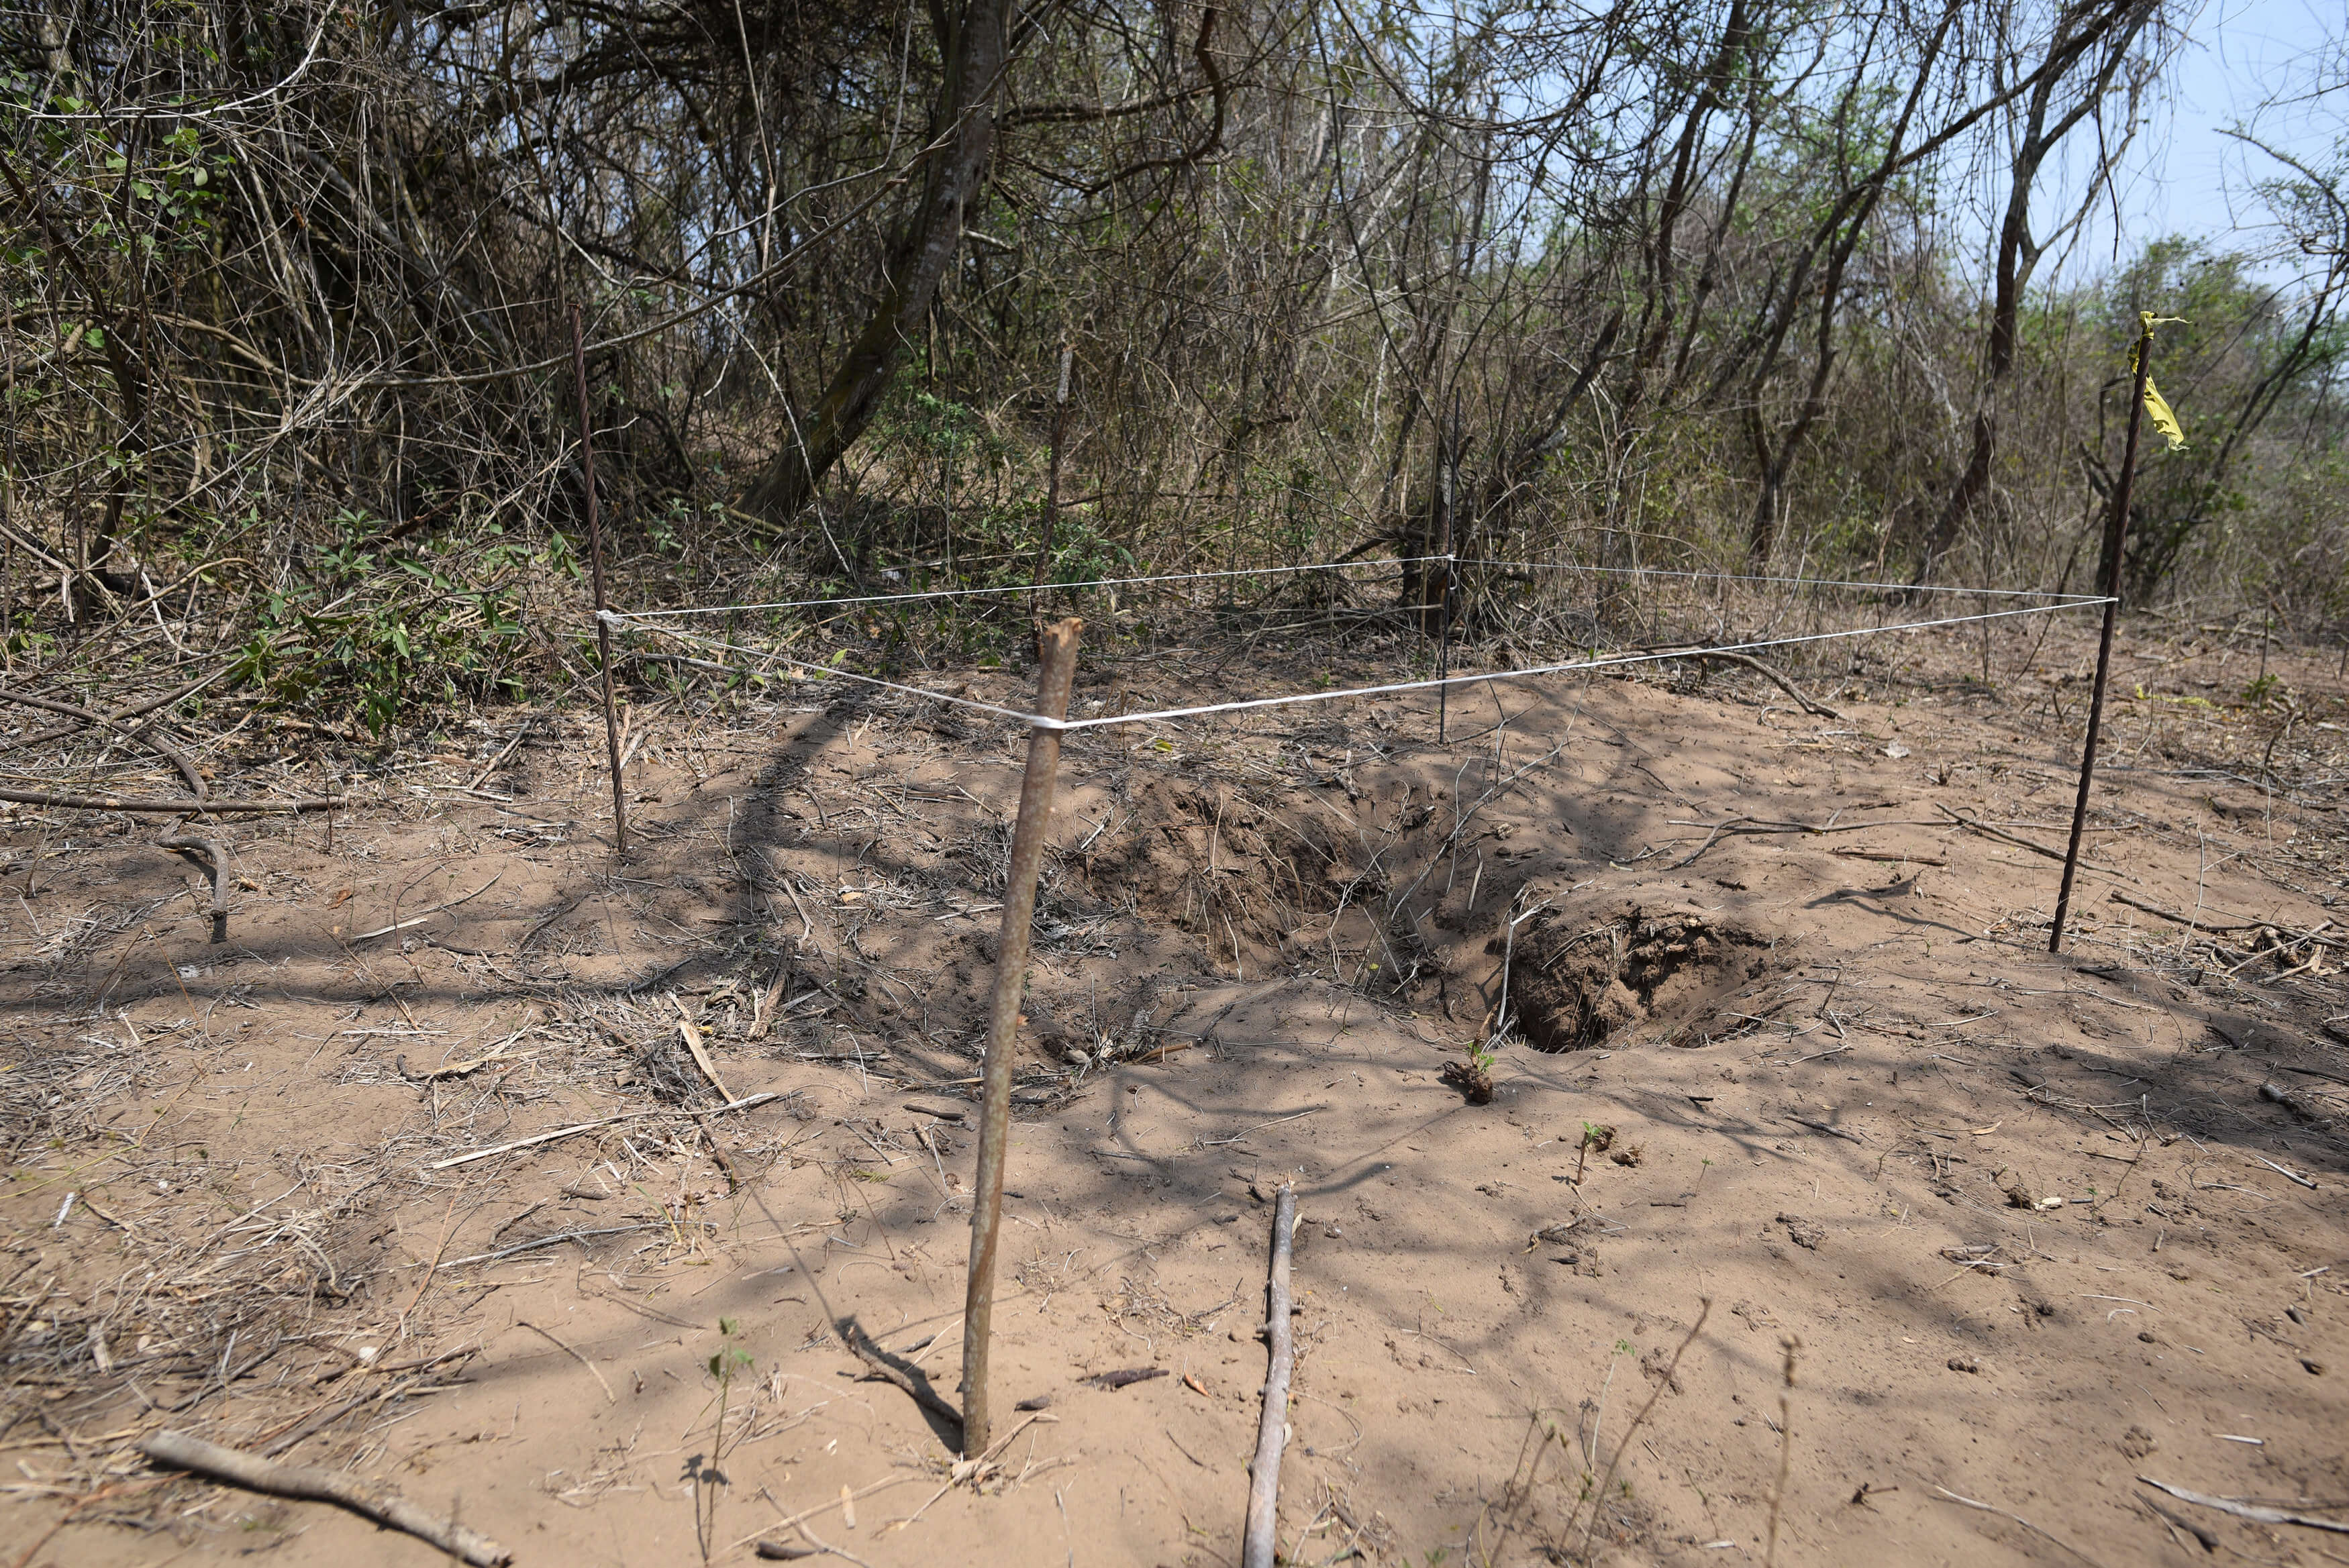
left=570, top=304, right=629, bottom=857
left=2049, top=320, right=2154, bottom=953
left=960, top=617, right=1082, bottom=1456
left=1436, top=391, right=1458, bottom=743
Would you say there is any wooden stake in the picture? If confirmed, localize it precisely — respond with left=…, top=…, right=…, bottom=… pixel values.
left=570, top=303, right=628, bottom=857
left=959, top=617, right=1083, bottom=1456
left=2050, top=320, right=2154, bottom=953
left=1242, top=1181, right=1297, bottom=1568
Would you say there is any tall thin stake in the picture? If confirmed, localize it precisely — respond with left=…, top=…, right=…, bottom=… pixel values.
left=960, top=617, right=1083, bottom=1456
left=3, top=317, right=16, bottom=649
left=1433, top=394, right=1456, bottom=742
left=570, top=304, right=628, bottom=857
left=2050, top=320, right=2154, bottom=953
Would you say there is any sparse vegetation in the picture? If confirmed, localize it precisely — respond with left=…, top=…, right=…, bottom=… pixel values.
left=3, top=7, right=2346, bottom=1568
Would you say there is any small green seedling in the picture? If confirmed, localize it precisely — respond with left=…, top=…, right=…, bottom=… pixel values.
left=1572, top=1122, right=1615, bottom=1185
left=691, top=1317, right=754, bottom=1561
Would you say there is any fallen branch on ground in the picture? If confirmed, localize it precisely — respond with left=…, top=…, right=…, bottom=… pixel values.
left=1677, top=650, right=1845, bottom=719
left=346, top=870, right=503, bottom=941
left=1934, top=1485, right=2109, bottom=1567
left=1242, top=1182, right=1297, bottom=1568
left=0, top=666, right=231, bottom=757
left=2138, top=1477, right=2349, bottom=1534
left=838, top=1316, right=964, bottom=1433
left=1666, top=814, right=1948, bottom=870
left=1, top=684, right=209, bottom=794
left=2108, top=890, right=2263, bottom=933
left=2109, top=890, right=2346, bottom=957
left=428, top=1091, right=780, bottom=1169
left=0, top=786, right=334, bottom=814
left=138, top=1429, right=511, bottom=1567
left=1580, top=1300, right=1711, bottom=1559
left=1936, top=804, right=2132, bottom=880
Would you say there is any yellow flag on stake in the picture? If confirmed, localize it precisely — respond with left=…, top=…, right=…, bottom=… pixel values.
left=2142, top=378, right=2187, bottom=450
left=2135, top=311, right=2189, bottom=451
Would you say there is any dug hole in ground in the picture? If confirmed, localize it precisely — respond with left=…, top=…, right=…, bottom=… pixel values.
left=4, top=614, right=2346, bottom=1567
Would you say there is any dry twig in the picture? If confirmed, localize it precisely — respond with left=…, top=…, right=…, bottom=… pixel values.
left=138, top=1429, right=512, bottom=1566
left=1241, top=1181, right=1297, bottom=1568
left=1934, top=1484, right=2111, bottom=1567
left=2136, top=1477, right=2349, bottom=1535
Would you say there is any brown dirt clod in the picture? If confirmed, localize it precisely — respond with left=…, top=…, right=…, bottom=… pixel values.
left=1507, top=902, right=1771, bottom=1051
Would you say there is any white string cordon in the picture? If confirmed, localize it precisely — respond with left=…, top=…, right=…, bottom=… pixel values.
left=605, top=596, right=2109, bottom=734
left=1054, top=597, right=2105, bottom=729
left=609, top=556, right=1435, bottom=621
left=1455, top=560, right=2107, bottom=603
left=606, top=611, right=1058, bottom=727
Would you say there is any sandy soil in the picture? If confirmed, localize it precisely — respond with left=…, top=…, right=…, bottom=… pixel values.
left=4, top=612, right=2346, bottom=1567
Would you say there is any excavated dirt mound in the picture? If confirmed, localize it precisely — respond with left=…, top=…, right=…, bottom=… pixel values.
left=1072, top=775, right=1346, bottom=969
left=1505, top=900, right=1774, bottom=1050
left=5, top=615, right=2348, bottom=1568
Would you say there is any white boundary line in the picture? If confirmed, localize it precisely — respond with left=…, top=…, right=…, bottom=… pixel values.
left=1457, top=559, right=2107, bottom=603
left=605, top=594, right=2111, bottom=733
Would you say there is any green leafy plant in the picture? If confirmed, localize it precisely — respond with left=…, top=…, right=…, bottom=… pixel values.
left=228, top=513, right=546, bottom=734
left=1572, top=1122, right=1615, bottom=1186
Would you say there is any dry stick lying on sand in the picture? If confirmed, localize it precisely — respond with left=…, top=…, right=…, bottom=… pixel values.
left=138, top=1429, right=512, bottom=1567
left=1934, top=1485, right=2111, bottom=1567
left=0, top=686, right=239, bottom=939
left=0, top=785, right=335, bottom=813
left=1675, top=650, right=1845, bottom=719
left=0, top=664, right=230, bottom=756
left=1667, top=814, right=1948, bottom=870
left=2137, top=1477, right=2349, bottom=1534
left=1936, top=804, right=2133, bottom=880
left=428, top=1092, right=779, bottom=1169
left=728, top=1476, right=926, bottom=1556
left=1241, top=1182, right=1297, bottom=1568
left=3, top=1478, right=163, bottom=1568
left=0, top=684, right=210, bottom=793
left=516, top=1319, right=616, bottom=1404
left=1764, top=1337, right=1801, bottom=1568
left=2108, top=890, right=2266, bottom=933
left=838, top=1316, right=964, bottom=1432
left=2109, top=890, right=2347, bottom=952
left=346, top=870, right=503, bottom=941
left=671, top=997, right=737, bottom=1100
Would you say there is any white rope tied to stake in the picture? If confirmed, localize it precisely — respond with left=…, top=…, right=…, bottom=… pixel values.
left=599, top=586, right=2111, bottom=735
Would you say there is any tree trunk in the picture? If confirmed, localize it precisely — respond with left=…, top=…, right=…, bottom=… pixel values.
left=741, top=0, right=1011, bottom=525
left=1914, top=0, right=2153, bottom=582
